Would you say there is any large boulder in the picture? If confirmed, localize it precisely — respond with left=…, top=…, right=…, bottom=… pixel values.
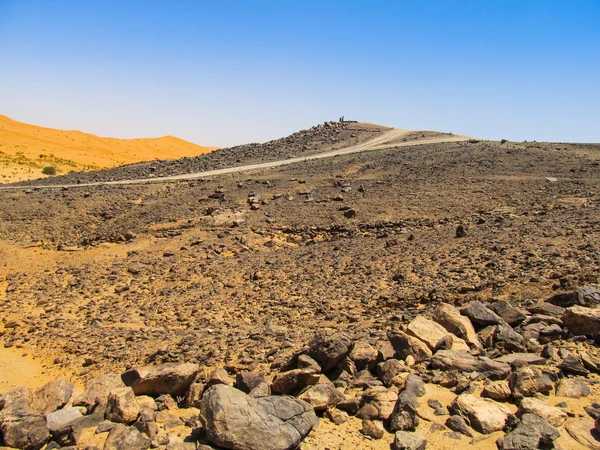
left=73, top=374, right=125, bottom=412
left=121, top=362, right=199, bottom=397
left=30, top=380, right=74, bottom=414
left=0, top=387, right=50, bottom=450
left=431, top=350, right=511, bottom=380
left=562, top=306, right=600, bottom=337
left=387, top=331, right=432, bottom=363
left=308, top=333, right=353, bottom=373
left=434, top=303, right=482, bottom=348
left=449, top=394, right=511, bottom=434
left=200, top=385, right=318, bottom=450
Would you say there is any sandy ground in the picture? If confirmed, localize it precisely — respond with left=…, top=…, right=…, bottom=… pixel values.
left=0, top=114, right=216, bottom=183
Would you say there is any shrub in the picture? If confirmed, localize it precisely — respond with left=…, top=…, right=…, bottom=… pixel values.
left=42, top=166, right=56, bottom=175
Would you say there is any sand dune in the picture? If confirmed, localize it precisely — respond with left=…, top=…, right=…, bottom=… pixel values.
left=0, top=114, right=216, bottom=183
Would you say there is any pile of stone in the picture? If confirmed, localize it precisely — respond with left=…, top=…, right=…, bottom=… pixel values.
left=1, top=286, right=600, bottom=449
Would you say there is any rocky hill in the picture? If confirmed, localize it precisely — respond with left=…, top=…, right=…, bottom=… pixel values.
left=0, top=131, right=600, bottom=449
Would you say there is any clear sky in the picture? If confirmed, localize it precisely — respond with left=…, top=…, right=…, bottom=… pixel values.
left=0, top=0, right=599, bottom=146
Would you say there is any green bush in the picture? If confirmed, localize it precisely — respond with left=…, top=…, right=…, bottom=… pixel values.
left=42, top=166, right=56, bottom=175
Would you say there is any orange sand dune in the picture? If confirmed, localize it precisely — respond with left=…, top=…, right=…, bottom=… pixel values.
left=0, top=114, right=216, bottom=182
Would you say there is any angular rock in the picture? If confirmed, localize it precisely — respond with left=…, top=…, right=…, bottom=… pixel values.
left=377, top=359, right=409, bottom=387
left=509, top=366, right=554, bottom=398
left=106, top=387, right=140, bottom=424
left=387, top=330, right=432, bottom=363
left=490, top=300, right=526, bottom=326
left=390, top=391, right=420, bottom=432
left=449, top=394, right=510, bottom=434
left=104, top=423, right=151, bottom=450
left=249, top=382, right=271, bottom=398
left=460, top=301, right=503, bottom=326
left=200, top=385, right=318, bottom=450
left=272, top=368, right=320, bottom=395
left=297, top=384, right=345, bottom=411
left=121, top=363, right=199, bottom=397
left=494, top=353, right=546, bottom=366
left=555, top=378, right=590, bottom=398
left=482, top=380, right=512, bottom=401
left=406, top=316, right=452, bottom=350
left=236, top=371, right=265, bottom=394
left=393, top=431, right=427, bottom=450
left=324, top=408, right=349, bottom=425
left=360, top=419, right=385, bottom=439
left=562, top=306, right=600, bottom=337
left=404, top=374, right=426, bottom=397
left=494, top=324, right=527, bottom=353
left=308, top=333, right=353, bottom=373
left=565, top=419, right=600, bottom=450
left=431, top=350, right=511, bottom=380
left=297, top=354, right=321, bottom=373
left=31, top=380, right=74, bottom=414
left=349, top=340, right=379, bottom=371
left=206, top=367, right=234, bottom=388
left=445, top=415, right=473, bottom=437
left=73, top=374, right=124, bottom=412
left=559, top=354, right=590, bottom=376
left=500, top=413, right=560, bottom=450
left=182, top=382, right=204, bottom=408
left=518, top=398, right=568, bottom=427
left=0, top=387, right=50, bottom=450
left=434, top=303, right=482, bottom=348
left=45, top=408, right=83, bottom=434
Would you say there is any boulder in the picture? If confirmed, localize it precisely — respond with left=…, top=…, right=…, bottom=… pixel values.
left=490, top=300, right=526, bottom=326
left=236, top=371, right=265, bottom=393
left=349, top=340, right=379, bottom=371
left=389, top=391, right=420, bottom=432
left=30, top=380, right=74, bottom=414
left=518, top=398, right=567, bottom=427
left=297, top=384, right=345, bottom=411
left=73, top=374, right=125, bottom=412
left=500, top=413, right=560, bottom=450
left=494, top=324, right=527, bottom=353
left=103, top=423, right=151, bottom=450
left=121, top=363, right=199, bottom=397
left=431, top=350, right=511, bottom=380
left=387, top=331, right=432, bottom=363
left=406, top=316, right=451, bottom=350
left=562, top=306, right=600, bottom=337
left=449, top=394, right=510, bottom=434
left=308, top=332, right=353, bottom=373
left=509, top=367, right=554, bottom=398
left=356, top=387, right=398, bottom=421
left=200, top=385, right=318, bottom=450
left=482, top=380, right=512, bottom=401
left=555, top=378, right=590, bottom=398
left=434, top=303, right=481, bottom=348
left=45, top=407, right=83, bottom=434
left=565, top=419, right=600, bottom=450
left=558, top=354, right=590, bottom=376
left=0, top=387, right=50, bottom=450
left=297, top=354, right=321, bottom=373
left=106, top=387, right=140, bottom=424
left=272, top=368, right=320, bottom=395
left=460, top=301, right=503, bottom=326
left=393, top=431, right=427, bottom=450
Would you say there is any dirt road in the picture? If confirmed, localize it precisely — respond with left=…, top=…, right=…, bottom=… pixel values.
left=0, top=129, right=470, bottom=190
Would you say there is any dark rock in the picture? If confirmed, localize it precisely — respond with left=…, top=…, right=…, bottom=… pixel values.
left=559, top=354, right=590, bottom=376
left=200, top=385, right=318, bottom=450
left=297, top=354, right=321, bottom=373
left=377, top=359, right=409, bottom=387
left=389, top=391, right=420, bottom=432
left=431, top=350, right=511, bottom=380
left=445, top=415, right=473, bottom=437
left=460, top=301, right=503, bottom=326
left=236, top=371, right=265, bottom=393
left=31, top=380, right=74, bottom=414
left=490, top=301, right=526, bottom=326
left=121, top=363, right=199, bottom=397
left=308, top=332, right=353, bottom=373
left=509, top=367, right=554, bottom=398
left=73, top=374, right=125, bottom=413
left=272, top=368, right=320, bottom=395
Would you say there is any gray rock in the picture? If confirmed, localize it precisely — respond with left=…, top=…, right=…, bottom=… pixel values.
left=31, top=380, right=74, bottom=414
left=308, top=332, right=353, bottom=373
left=200, top=385, right=318, bottom=450
left=555, top=378, right=591, bottom=398
left=518, top=398, right=567, bottom=427
left=500, top=413, right=559, bottom=450
left=121, top=363, right=199, bottom=397
left=559, top=354, right=590, bottom=376
left=377, top=359, right=409, bottom=387
left=297, top=354, right=321, bottom=372
left=45, top=408, right=83, bottom=433
left=73, top=374, right=125, bottom=412
left=404, top=374, right=426, bottom=397
left=393, top=431, right=427, bottom=450
left=431, top=350, right=511, bottom=380
left=0, top=386, right=50, bottom=450
left=390, top=391, right=420, bottom=432
left=495, top=324, right=527, bottom=353
left=490, top=301, right=526, bottom=326
left=494, top=353, right=546, bottom=366
left=445, top=415, right=473, bottom=437
left=449, top=394, right=510, bottom=434
left=460, top=301, right=503, bottom=326
left=236, top=371, right=265, bottom=393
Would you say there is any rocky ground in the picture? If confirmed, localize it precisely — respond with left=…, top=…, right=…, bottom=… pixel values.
left=0, top=126, right=600, bottom=449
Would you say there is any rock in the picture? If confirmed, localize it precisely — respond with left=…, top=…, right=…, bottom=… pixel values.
left=206, top=367, right=234, bottom=388
left=482, top=380, right=512, bottom=401
left=582, top=352, right=600, bottom=373
left=0, top=387, right=50, bottom=450
left=490, top=300, right=526, bottom=326
left=360, top=419, right=385, bottom=439
left=460, top=301, right=503, bottom=326
left=297, top=354, right=321, bottom=373
left=509, top=367, right=554, bottom=398
left=404, top=374, right=426, bottom=397
left=356, top=387, right=398, bottom=420
left=494, top=353, right=546, bottom=366
left=406, top=316, right=452, bottom=350
left=555, top=378, right=591, bottom=398
left=547, top=286, right=600, bottom=308
left=565, top=419, right=600, bottom=450
left=324, top=408, right=349, bottom=425
left=445, top=415, right=473, bottom=437
left=393, top=431, right=427, bottom=450
left=389, top=391, right=420, bottom=432
left=449, top=394, right=510, bottom=434
left=494, top=324, right=527, bottom=353
left=121, top=363, right=199, bottom=397
left=30, top=380, right=74, bottom=414
left=377, top=359, right=409, bottom=387
left=73, top=374, right=125, bottom=412
left=272, top=368, right=320, bottom=395
left=298, top=384, right=345, bottom=411
left=106, top=387, right=140, bottom=424
left=308, top=333, right=353, bottom=373
left=337, top=396, right=361, bottom=414
left=387, top=331, right=432, bottom=363
left=431, top=350, right=511, bottom=380
left=376, top=339, right=396, bottom=361
left=182, top=382, right=204, bottom=408
left=236, top=371, right=265, bottom=393
left=527, top=303, right=565, bottom=318
left=349, top=340, right=379, bottom=371
left=343, top=208, right=357, bottom=218
left=249, top=382, right=271, bottom=398
left=562, top=306, right=600, bottom=337
left=500, top=413, right=560, bottom=449
left=433, top=303, right=481, bottom=348
left=518, top=398, right=568, bottom=427
left=51, top=411, right=104, bottom=447
left=559, top=354, right=590, bottom=376
left=104, top=423, right=151, bottom=450
left=45, top=408, right=83, bottom=434
left=200, top=385, right=318, bottom=450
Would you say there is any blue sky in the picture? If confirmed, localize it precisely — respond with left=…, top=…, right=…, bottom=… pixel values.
left=0, top=0, right=599, bottom=146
